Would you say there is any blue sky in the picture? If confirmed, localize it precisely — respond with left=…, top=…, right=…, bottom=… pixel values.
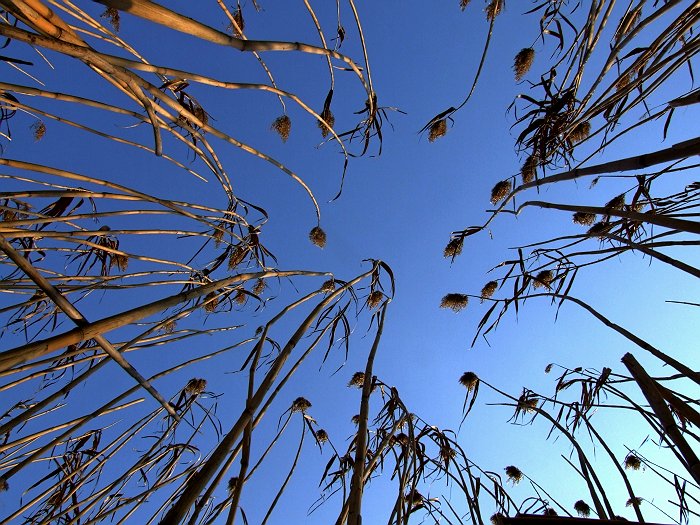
left=1, top=1, right=698, bottom=523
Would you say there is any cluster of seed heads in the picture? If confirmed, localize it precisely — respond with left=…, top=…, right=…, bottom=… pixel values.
left=348, top=372, right=365, bottom=388
left=185, top=378, right=207, bottom=395
left=485, top=0, right=503, bottom=21
left=441, top=293, right=468, bottom=312
left=624, top=453, right=642, bottom=470
left=443, top=237, right=464, bottom=258
left=271, top=115, right=291, bottom=142
left=513, top=48, right=534, bottom=81
left=480, top=280, right=498, bottom=301
left=291, top=397, right=311, bottom=413
left=490, top=180, right=512, bottom=205
left=31, top=121, right=46, bottom=141
left=569, top=121, right=591, bottom=144
left=573, top=212, right=597, bottom=226
left=320, top=279, right=335, bottom=293
left=532, top=270, right=554, bottom=289
left=367, top=290, right=384, bottom=309
left=521, top=155, right=537, bottom=184
left=318, top=108, right=335, bottom=138
left=574, top=500, right=591, bottom=517
left=505, top=465, right=523, bottom=484
left=229, top=7, right=244, bottom=37
left=428, top=119, right=447, bottom=142
left=459, top=371, right=479, bottom=392
left=309, top=226, right=327, bottom=248
left=101, top=7, right=120, bottom=31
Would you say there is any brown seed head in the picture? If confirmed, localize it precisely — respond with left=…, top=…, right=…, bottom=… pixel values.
left=348, top=372, right=365, bottom=388
left=228, top=7, right=245, bottom=37
left=367, top=290, right=384, bottom=309
left=185, top=378, right=207, bottom=395
left=573, top=212, right=596, bottom=226
left=533, top=270, right=554, bottom=289
left=235, top=290, right=247, bottom=305
left=31, top=121, right=46, bottom=141
left=0, top=477, right=8, bottom=492
left=316, top=429, right=329, bottom=443
left=569, top=121, right=591, bottom=144
left=588, top=221, right=612, bottom=239
left=271, top=115, right=291, bottom=142
left=485, top=0, right=503, bottom=21
left=228, top=246, right=247, bottom=269
left=443, top=237, right=464, bottom=258
left=624, top=453, right=641, bottom=470
left=460, top=0, right=471, bottom=9
left=440, top=445, right=456, bottom=464
left=459, top=371, right=479, bottom=391
left=490, top=513, right=506, bottom=525
left=318, top=108, right=335, bottom=138
left=309, top=226, right=327, bottom=248
left=252, top=278, right=265, bottom=296
left=574, top=500, right=591, bottom=517
left=203, top=292, right=219, bottom=312
left=490, top=180, right=512, bottom=205
left=291, top=397, right=311, bottom=413
left=320, top=279, right=336, bottom=293
left=505, top=465, right=523, bottom=484
left=514, top=48, right=534, bottom=81
left=521, top=155, right=537, bottom=184
left=351, top=414, right=361, bottom=425
left=101, top=7, right=120, bottom=31
left=480, top=281, right=498, bottom=301
left=441, top=293, right=468, bottom=312
left=428, top=118, right=447, bottom=142
left=162, top=320, right=176, bottom=334
left=228, top=477, right=239, bottom=493
left=626, top=497, right=642, bottom=507
left=605, top=193, right=625, bottom=210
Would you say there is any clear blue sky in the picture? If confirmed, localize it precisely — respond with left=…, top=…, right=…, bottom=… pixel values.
left=0, top=1, right=698, bottom=523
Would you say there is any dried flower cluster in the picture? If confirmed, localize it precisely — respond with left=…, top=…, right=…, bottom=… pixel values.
left=185, top=378, right=207, bottom=395
left=203, top=292, right=219, bottom=312
left=485, top=0, right=503, bottom=21
left=428, top=118, right=447, bottom=142
left=443, top=237, right=464, bottom=258
left=459, top=371, right=479, bottom=391
left=252, top=278, right=265, bottom=296
left=31, top=121, right=46, bottom=141
left=348, top=371, right=365, bottom=388
left=316, top=429, right=328, bottom=443
left=624, top=453, right=642, bottom=470
left=309, top=226, right=327, bottom=248
left=101, top=7, right=120, bottom=31
left=291, top=397, right=311, bottom=413
left=441, top=293, right=468, bottom=312
left=569, top=121, right=591, bottom=144
left=626, top=497, right=643, bottom=507
left=574, top=500, right=591, bottom=517
left=490, top=179, right=512, bottom=205
left=320, top=279, right=335, bottom=293
left=235, top=290, right=247, bottom=305
left=228, top=246, right=247, bottom=269
left=573, top=212, right=597, bottom=226
left=480, top=280, right=498, bottom=301
left=521, top=155, right=537, bottom=184
left=367, top=290, right=384, bottom=309
left=504, top=465, right=523, bottom=484
left=318, top=107, right=335, bottom=138
left=533, top=270, right=554, bottom=289
left=271, top=115, right=291, bottom=142
left=588, top=221, right=612, bottom=239
left=605, top=193, right=626, bottom=211
left=513, top=48, right=534, bottom=81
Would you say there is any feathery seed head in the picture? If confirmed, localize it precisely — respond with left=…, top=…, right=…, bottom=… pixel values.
left=444, top=237, right=464, bottom=258
left=271, top=115, right=291, bottom=142
left=514, top=48, right=535, bottom=81
left=441, top=293, right=468, bottom=312
left=460, top=0, right=471, bottom=9
left=101, top=7, right=120, bottom=31
left=316, top=429, right=329, bottom=443
left=203, top=292, right=218, bottom=312
left=624, top=453, right=642, bottom=470
left=626, top=497, right=642, bottom=507
left=318, top=108, right=335, bottom=138
left=185, top=378, right=207, bottom=395
left=490, top=180, right=512, bottom=205
left=351, top=414, right=361, bottom=425
left=569, top=121, right=591, bottom=144
left=348, top=372, right=365, bottom=388
left=252, top=278, right=265, bottom=296
left=229, top=7, right=244, bottom=37
left=533, top=270, right=554, bottom=289
left=605, top=193, right=625, bottom=210
left=428, top=118, right=448, bottom=142
left=485, top=0, right=503, bottom=21
left=459, top=371, right=479, bottom=391
left=521, top=155, right=537, bottom=184
left=574, top=500, right=591, bottom=517
left=291, top=397, right=311, bottom=413
left=321, top=279, right=336, bottom=293
left=367, top=290, right=384, bottom=309
left=573, top=212, right=596, bottom=226
left=31, top=121, right=46, bottom=141
left=235, top=290, right=247, bottom=305
left=481, top=280, right=498, bottom=301
left=309, top=226, right=327, bottom=248
left=505, top=465, right=523, bottom=484
left=588, top=221, right=612, bottom=239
